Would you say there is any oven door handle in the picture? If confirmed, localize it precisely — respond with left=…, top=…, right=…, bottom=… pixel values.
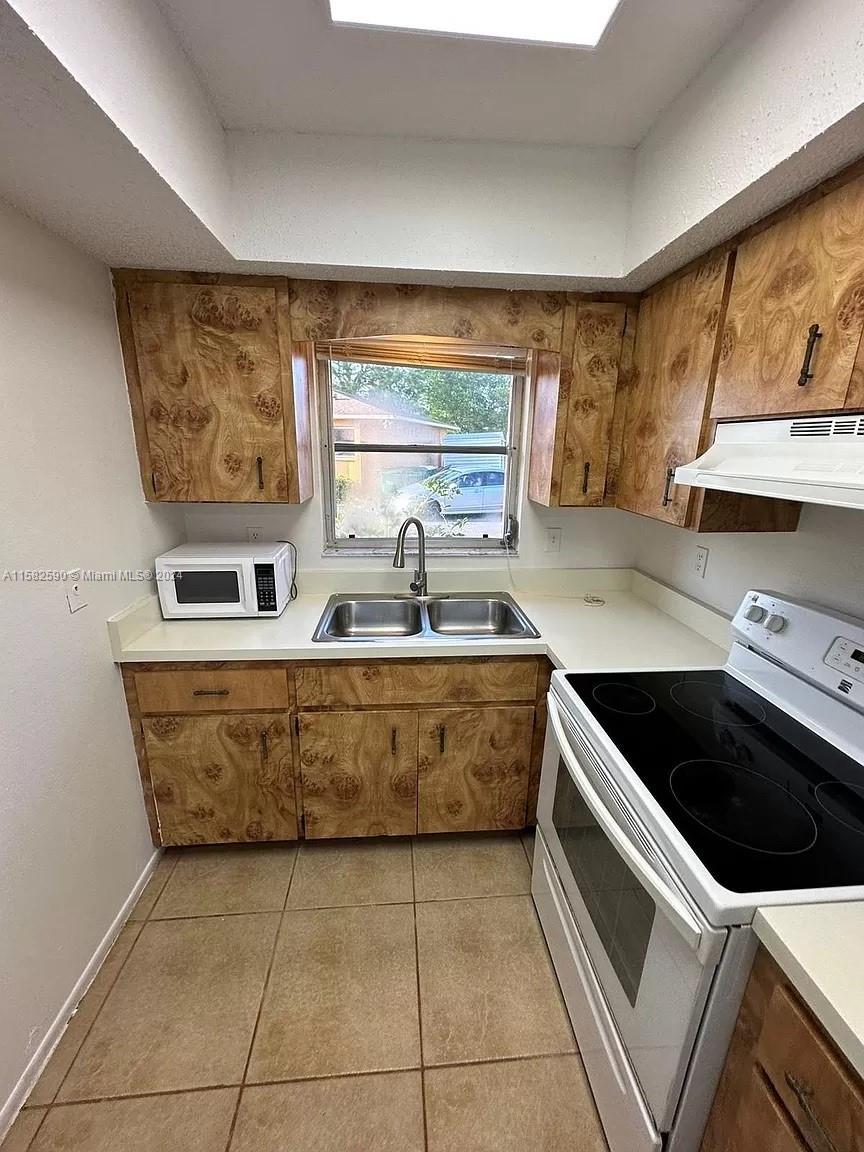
left=548, top=695, right=714, bottom=963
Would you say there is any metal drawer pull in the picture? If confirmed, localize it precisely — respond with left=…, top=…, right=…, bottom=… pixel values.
left=439, top=724, right=446, bottom=754
left=260, top=729, right=269, bottom=761
left=784, top=1071, right=838, bottom=1152
left=257, top=455, right=264, bottom=489
left=662, top=467, right=675, bottom=507
left=798, top=323, right=823, bottom=386
left=391, top=727, right=397, bottom=755
left=192, top=688, right=230, bottom=696
left=582, top=462, right=591, bottom=495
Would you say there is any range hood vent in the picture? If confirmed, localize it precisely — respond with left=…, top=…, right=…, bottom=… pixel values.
left=675, top=417, right=864, bottom=510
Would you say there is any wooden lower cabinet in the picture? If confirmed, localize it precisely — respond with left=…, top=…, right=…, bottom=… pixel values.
left=298, top=710, right=418, bottom=838
left=418, top=706, right=535, bottom=833
left=142, top=712, right=297, bottom=845
left=701, top=947, right=864, bottom=1152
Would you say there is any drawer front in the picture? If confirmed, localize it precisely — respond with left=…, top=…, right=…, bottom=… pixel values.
left=135, top=669, right=290, bottom=714
left=295, top=659, right=538, bottom=709
left=757, top=982, right=864, bottom=1152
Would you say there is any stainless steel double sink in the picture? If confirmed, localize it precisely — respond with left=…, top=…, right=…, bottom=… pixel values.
left=312, top=592, right=539, bottom=643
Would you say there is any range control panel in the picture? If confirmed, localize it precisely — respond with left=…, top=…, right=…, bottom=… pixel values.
left=732, top=590, right=864, bottom=714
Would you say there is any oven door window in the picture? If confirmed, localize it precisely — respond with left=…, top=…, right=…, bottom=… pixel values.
left=173, top=569, right=241, bottom=605
left=551, top=756, right=655, bottom=1006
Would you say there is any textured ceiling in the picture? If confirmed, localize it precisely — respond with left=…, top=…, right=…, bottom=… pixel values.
left=156, top=0, right=757, bottom=146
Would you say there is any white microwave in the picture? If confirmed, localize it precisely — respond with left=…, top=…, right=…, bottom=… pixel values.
left=155, top=543, right=294, bottom=619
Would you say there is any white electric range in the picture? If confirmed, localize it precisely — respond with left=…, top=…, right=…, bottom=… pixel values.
left=532, top=590, right=864, bottom=1152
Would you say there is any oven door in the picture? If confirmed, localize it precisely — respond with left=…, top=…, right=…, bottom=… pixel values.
left=537, top=691, right=726, bottom=1133
left=157, top=561, right=255, bottom=618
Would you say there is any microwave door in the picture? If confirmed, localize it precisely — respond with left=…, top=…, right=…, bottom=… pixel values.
left=165, top=564, right=252, bottom=617
left=538, top=694, right=726, bottom=1130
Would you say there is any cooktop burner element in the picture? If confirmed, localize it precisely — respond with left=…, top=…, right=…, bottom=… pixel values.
left=670, top=759, right=818, bottom=855
left=563, top=668, right=864, bottom=893
left=815, top=781, right=864, bottom=837
left=591, top=682, right=657, bottom=715
left=670, top=679, right=767, bottom=727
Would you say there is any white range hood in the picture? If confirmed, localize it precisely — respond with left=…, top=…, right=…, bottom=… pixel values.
left=675, top=415, right=864, bottom=509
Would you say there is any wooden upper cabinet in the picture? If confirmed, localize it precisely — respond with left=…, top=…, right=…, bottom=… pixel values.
left=529, top=301, right=633, bottom=507
left=712, top=176, right=864, bottom=419
left=617, top=255, right=731, bottom=526
left=117, top=278, right=313, bottom=503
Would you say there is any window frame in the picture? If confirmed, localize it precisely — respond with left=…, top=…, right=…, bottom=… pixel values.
left=316, top=353, right=524, bottom=556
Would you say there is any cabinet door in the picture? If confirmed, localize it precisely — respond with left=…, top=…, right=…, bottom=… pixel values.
left=616, top=255, right=730, bottom=526
left=705, top=1067, right=809, bottom=1152
left=129, top=283, right=289, bottom=501
left=298, top=711, right=418, bottom=838
left=713, top=177, right=864, bottom=418
left=418, top=707, right=534, bottom=833
left=143, top=713, right=297, bottom=845
left=559, top=302, right=629, bottom=506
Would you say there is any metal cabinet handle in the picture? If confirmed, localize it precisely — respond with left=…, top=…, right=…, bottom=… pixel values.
left=662, top=467, right=675, bottom=507
left=798, top=323, right=823, bottom=386
left=582, top=462, right=591, bottom=495
left=439, top=724, right=446, bottom=754
left=784, top=1072, right=838, bottom=1152
left=391, top=727, right=397, bottom=755
left=256, top=455, right=264, bottom=490
left=192, top=688, right=230, bottom=697
left=260, top=729, right=269, bottom=761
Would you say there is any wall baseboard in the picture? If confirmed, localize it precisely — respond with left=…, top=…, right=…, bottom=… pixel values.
left=0, top=848, right=163, bottom=1141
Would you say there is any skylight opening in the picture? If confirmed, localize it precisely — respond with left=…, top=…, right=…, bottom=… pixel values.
left=327, top=0, right=622, bottom=49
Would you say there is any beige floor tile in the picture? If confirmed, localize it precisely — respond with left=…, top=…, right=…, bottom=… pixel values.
left=247, top=904, right=420, bottom=1082
left=287, top=839, right=413, bottom=909
left=30, top=1088, right=238, bottom=1151
left=1, top=1108, right=46, bottom=1152
left=425, top=1055, right=607, bottom=1152
left=27, top=925, right=142, bottom=1107
left=521, top=827, right=535, bottom=864
left=127, top=851, right=179, bottom=922
left=416, top=896, right=575, bottom=1065
left=413, top=835, right=531, bottom=901
left=231, top=1073, right=425, bottom=1152
left=152, top=844, right=297, bottom=918
left=59, top=913, right=279, bottom=1100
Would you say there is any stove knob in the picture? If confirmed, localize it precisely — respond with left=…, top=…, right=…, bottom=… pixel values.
left=765, top=613, right=787, bottom=634
left=744, top=604, right=766, bottom=623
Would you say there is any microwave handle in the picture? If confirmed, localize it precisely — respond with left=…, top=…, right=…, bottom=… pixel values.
left=547, top=694, right=715, bottom=964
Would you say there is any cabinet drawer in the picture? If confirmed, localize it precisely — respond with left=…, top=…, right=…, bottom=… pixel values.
left=135, top=669, right=290, bottom=714
left=757, top=982, right=864, bottom=1152
left=295, top=659, right=538, bottom=709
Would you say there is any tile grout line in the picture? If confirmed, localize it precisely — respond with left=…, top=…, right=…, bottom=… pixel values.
left=410, top=840, right=430, bottom=1152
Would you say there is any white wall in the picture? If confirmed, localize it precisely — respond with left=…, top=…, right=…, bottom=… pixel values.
left=626, top=0, right=864, bottom=285
left=0, top=201, right=182, bottom=1117
left=631, top=505, right=864, bottom=620
left=228, top=131, right=632, bottom=286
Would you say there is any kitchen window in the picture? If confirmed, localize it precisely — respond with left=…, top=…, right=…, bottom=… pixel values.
left=317, top=338, right=525, bottom=553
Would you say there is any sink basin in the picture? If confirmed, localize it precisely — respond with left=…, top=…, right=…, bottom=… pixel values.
left=312, top=592, right=539, bottom=642
left=426, top=597, right=531, bottom=637
left=324, top=598, right=423, bottom=639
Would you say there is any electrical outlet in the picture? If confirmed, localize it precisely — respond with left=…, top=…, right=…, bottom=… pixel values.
left=695, top=545, right=709, bottom=579
left=65, top=569, right=87, bottom=614
left=545, top=527, right=562, bottom=554
left=247, top=526, right=265, bottom=543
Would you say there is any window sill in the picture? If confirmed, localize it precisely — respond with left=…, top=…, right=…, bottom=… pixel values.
left=321, top=546, right=518, bottom=559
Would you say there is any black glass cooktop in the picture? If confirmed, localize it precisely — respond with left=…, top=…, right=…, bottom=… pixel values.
left=564, top=669, right=864, bottom=894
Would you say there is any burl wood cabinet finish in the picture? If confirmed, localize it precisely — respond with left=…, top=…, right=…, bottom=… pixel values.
left=702, top=947, right=864, bottom=1152
left=143, top=712, right=297, bottom=845
left=114, top=273, right=313, bottom=504
left=528, top=300, right=636, bottom=508
left=616, top=254, right=801, bottom=533
left=122, top=656, right=550, bottom=846
left=417, top=706, right=535, bottom=833
left=712, top=174, right=864, bottom=419
left=298, top=710, right=418, bottom=838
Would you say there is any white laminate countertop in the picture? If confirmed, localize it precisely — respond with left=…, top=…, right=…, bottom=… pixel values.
left=108, top=583, right=728, bottom=670
left=754, top=903, right=864, bottom=1080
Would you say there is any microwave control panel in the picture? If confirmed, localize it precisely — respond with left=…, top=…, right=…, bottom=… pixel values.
left=254, top=563, right=278, bottom=612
